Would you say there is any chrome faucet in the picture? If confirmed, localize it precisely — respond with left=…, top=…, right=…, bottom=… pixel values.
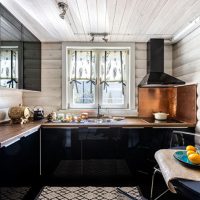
left=97, top=104, right=104, bottom=119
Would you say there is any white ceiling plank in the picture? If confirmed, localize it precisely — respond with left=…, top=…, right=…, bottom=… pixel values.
left=75, top=0, right=90, bottom=35
left=110, top=0, right=127, bottom=41
left=97, top=0, right=107, bottom=33
left=162, top=0, right=200, bottom=34
left=87, top=0, right=98, bottom=33
left=67, top=0, right=86, bottom=37
left=140, top=0, right=168, bottom=34
left=146, top=0, right=195, bottom=34
left=106, top=0, right=117, bottom=41
left=115, top=0, right=137, bottom=41
left=1, top=0, right=55, bottom=41
left=125, top=0, right=148, bottom=35
left=1, top=0, right=200, bottom=42
left=121, top=0, right=146, bottom=41
left=35, top=0, right=75, bottom=41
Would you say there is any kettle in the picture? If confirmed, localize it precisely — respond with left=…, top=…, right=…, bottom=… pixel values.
left=33, top=106, right=44, bottom=120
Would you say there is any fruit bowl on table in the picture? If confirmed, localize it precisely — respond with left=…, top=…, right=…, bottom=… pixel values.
left=174, top=145, right=200, bottom=168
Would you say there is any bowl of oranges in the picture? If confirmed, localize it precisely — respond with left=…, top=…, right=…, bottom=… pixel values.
left=173, top=145, right=200, bottom=168
left=186, top=145, right=200, bottom=164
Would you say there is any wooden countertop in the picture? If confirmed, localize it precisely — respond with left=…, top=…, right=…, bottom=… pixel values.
left=42, top=118, right=195, bottom=128
left=0, top=121, right=41, bottom=148
left=0, top=118, right=195, bottom=148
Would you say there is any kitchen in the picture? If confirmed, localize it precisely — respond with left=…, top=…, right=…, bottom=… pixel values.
left=0, top=0, right=200, bottom=199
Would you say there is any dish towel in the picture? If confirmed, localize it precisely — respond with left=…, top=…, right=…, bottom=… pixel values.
left=155, top=149, right=200, bottom=193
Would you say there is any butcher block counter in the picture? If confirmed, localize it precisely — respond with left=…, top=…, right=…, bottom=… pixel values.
left=0, top=122, right=41, bottom=147
left=0, top=118, right=196, bottom=148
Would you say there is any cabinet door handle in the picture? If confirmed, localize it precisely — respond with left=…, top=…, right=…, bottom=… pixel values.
left=3, top=138, right=20, bottom=148
left=42, top=127, right=79, bottom=129
left=153, top=127, right=188, bottom=129
left=88, top=127, right=110, bottom=129
left=122, top=127, right=144, bottom=129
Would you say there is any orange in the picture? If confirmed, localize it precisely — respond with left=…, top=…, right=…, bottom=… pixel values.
left=188, top=153, right=200, bottom=164
left=187, top=150, right=196, bottom=156
left=186, top=145, right=196, bottom=152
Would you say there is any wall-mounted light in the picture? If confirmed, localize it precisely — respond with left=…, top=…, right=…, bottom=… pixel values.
left=90, top=36, right=94, bottom=42
left=57, top=1, right=68, bottom=19
left=172, top=15, right=200, bottom=43
left=89, top=33, right=109, bottom=43
left=102, top=36, right=108, bottom=43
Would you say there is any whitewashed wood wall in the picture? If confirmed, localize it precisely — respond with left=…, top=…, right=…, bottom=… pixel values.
left=23, top=43, right=62, bottom=114
left=173, top=27, right=200, bottom=135
left=23, top=42, right=172, bottom=114
left=0, top=89, right=22, bottom=121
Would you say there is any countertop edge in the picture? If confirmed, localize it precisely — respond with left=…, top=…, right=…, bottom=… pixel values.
left=0, top=124, right=41, bottom=148
left=0, top=119, right=196, bottom=148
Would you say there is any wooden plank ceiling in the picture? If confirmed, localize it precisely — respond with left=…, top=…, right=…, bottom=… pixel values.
left=1, top=0, right=200, bottom=42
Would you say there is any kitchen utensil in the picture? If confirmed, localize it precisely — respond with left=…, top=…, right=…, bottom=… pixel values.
left=33, top=106, right=44, bottom=120
left=112, top=116, right=125, bottom=121
left=153, top=112, right=169, bottom=120
left=8, top=104, right=30, bottom=124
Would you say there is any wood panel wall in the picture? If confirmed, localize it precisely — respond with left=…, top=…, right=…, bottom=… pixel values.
left=22, top=42, right=172, bottom=115
left=23, top=43, right=62, bottom=114
left=173, top=27, right=200, bottom=136
left=0, top=89, right=22, bottom=121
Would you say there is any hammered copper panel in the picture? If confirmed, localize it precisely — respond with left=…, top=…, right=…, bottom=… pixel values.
left=138, top=85, right=197, bottom=124
left=176, top=85, right=197, bottom=123
left=138, top=87, right=176, bottom=118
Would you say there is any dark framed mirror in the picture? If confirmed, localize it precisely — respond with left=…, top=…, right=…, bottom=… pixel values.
left=0, top=3, right=41, bottom=91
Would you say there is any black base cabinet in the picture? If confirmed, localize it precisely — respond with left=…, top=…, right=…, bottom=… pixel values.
left=0, top=131, right=40, bottom=199
left=0, top=126, right=195, bottom=199
left=41, top=127, right=195, bottom=186
left=41, top=127, right=135, bottom=185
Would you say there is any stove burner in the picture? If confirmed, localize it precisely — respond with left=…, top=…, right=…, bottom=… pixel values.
left=143, top=118, right=183, bottom=124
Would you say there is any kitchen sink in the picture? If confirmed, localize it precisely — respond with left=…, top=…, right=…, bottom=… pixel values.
left=87, top=118, right=114, bottom=123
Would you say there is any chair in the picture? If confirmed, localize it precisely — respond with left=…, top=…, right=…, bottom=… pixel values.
left=150, top=130, right=200, bottom=200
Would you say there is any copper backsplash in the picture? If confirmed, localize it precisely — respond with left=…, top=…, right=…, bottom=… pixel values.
left=138, top=85, right=197, bottom=124
left=176, top=85, right=197, bottom=123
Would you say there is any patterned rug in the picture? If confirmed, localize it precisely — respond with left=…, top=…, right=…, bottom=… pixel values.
left=37, top=186, right=143, bottom=200
left=0, top=187, right=30, bottom=200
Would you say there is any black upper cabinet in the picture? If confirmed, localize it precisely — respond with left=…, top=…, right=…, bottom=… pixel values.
left=0, top=3, right=41, bottom=91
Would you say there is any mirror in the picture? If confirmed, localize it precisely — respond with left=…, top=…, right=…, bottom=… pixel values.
left=0, top=3, right=41, bottom=91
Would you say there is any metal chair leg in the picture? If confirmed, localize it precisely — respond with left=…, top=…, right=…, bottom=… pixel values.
left=150, top=167, right=169, bottom=200
left=150, top=168, right=160, bottom=200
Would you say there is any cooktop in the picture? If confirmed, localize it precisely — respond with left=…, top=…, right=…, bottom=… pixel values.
left=143, top=118, right=183, bottom=124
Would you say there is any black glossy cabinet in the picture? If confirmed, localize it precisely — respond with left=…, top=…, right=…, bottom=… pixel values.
left=0, top=130, right=40, bottom=200
left=0, top=3, right=41, bottom=91
left=41, top=127, right=195, bottom=185
left=41, top=128, right=132, bottom=184
left=42, top=127, right=190, bottom=185
left=0, top=131, right=40, bottom=186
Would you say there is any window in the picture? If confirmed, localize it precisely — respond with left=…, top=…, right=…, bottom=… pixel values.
left=68, top=49, right=129, bottom=109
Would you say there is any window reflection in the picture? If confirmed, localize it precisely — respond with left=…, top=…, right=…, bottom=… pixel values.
left=0, top=47, right=18, bottom=88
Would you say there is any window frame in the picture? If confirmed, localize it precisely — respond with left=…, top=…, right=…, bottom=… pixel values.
left=62, top=42, right=137, bottom=116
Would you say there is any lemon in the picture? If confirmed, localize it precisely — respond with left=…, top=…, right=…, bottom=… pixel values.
left=187, top=150, right=196, bottom=156
left=186, top=145, right=196, bottom=152
left=188, top=153, right=200, bottom=164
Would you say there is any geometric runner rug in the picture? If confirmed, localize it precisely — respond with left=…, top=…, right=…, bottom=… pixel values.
left=37, top=186, right=144, bottom=200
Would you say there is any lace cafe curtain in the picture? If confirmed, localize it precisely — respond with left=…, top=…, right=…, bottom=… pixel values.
left=68, top=49, right=128, bottom=108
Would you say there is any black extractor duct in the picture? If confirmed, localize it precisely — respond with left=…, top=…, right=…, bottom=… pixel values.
left=138, top=39, right=185, bottom=87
